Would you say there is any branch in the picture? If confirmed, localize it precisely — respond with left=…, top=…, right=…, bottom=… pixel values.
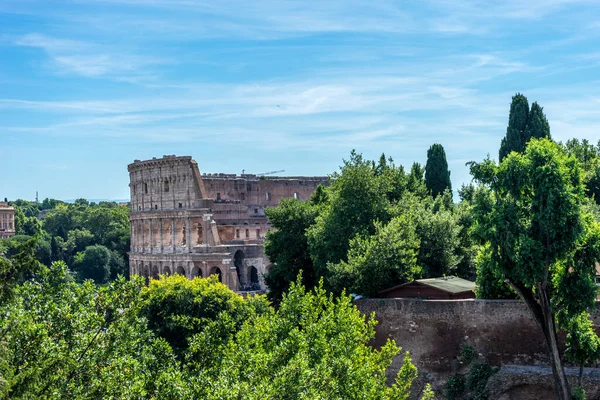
left=506, top=279, right=544, bottom=330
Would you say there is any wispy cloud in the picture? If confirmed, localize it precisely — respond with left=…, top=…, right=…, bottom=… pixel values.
left=2, top=0, right=600, bottom=199
left=14, top=33, right=167, bottom=79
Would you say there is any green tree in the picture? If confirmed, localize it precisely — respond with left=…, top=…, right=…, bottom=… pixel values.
left=499, top=93, right=529, bottom=161
left=141, top=274, right=267, bottom=354
left=499, top=94, right=551, bottom=162
left=563, top=312, right=600, bottom=390
left=43, top=205, right=79, bottom=239
left=424, top=143, right=452, bottom=198
left=21, top=216, right=42, bottom=237
left=394, top=192, right=461, bottom=278
left=470, top=138, right=600, bottom=399
left=563, top=139, right=600, bottom=204
left=0, top=237, right=45, bottom=304
left=407, top=162, right=428, bottom=197
left=12, top=206, right=26, bottom=235
left=474, top=244, right=517, bottom=299
left=108, top=250, right=127, bottom=280
left=199, top=277, right=433, bottom=400
left=40, top=198, right=64, bottom=211
left=525, top=102, right=551, bottom=143
left=328, top=215, right=421, bottom=297
left=0, top=262, right=187, bottom=399
left=73, top=245, right=111, bottom=283
left=307, top=151, right=392, bottom=280
left=264, top=198, right=318, bottom=303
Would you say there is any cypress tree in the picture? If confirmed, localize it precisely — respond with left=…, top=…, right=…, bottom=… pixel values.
left=499, top=94, right=551, bottom=162
left=424, top=143, right=452, bottom=198
left=499, top=93, right=529, bottom=161
left=525, top=101, right=551, bottom=142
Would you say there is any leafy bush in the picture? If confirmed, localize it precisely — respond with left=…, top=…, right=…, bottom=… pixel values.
left=444, top=374, right=465, bottom=400
left=466, top=363, right=497, bottom=399
left=461, top=345, right=476, bottom=366
left=141, top=274, right=268, bottom=354
left=573, top=386, right=586, bottom=400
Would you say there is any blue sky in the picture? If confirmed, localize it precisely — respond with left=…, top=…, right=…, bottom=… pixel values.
left=1, top=0, right=600, bottom=201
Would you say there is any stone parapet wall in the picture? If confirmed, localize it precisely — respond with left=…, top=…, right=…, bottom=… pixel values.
left=355, top=298, right=600, bottom=394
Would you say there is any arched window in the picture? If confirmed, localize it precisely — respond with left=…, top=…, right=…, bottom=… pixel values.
left=248, top=266, right=259, bottom=285
left=164, top=179, right=169, bottom=192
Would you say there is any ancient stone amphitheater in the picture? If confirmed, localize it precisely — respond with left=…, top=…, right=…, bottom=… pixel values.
left=128, top=155, right=327, bottom=292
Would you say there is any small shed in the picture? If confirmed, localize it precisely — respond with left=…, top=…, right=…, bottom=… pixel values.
left=379, top=276, right=476, bottom=299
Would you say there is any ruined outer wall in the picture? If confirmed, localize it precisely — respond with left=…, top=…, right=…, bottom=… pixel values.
left=129, top=155, right=205, bottom=212
left=202, top=174, right=328, bottom=206
left=355, top=299, right=600, bottom=385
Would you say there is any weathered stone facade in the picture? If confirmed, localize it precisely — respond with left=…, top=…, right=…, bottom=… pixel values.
left=128, top=155, right=327, bottom=292
left=0, top=202, right=15, bottom=239
left=355, top=298, right=600, bottom=397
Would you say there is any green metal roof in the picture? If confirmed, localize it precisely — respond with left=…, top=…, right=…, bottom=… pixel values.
left=415, top=276, right=476, bottom=294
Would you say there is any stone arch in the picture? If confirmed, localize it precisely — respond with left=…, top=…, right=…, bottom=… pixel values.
left=191, top=265, right=202, bottom=278
left=248, top=266, right=259, bottom=289
left=234, top=250, right=245, bottom=286
left=176, top=265, right=186, bottom=276
left=163, top=265, right=171, bottom=275
left=143, top=265, right=150, bottom=284
left=210, top=266, right=222, bottom=282
left=151, top=264, right=159, bottom=280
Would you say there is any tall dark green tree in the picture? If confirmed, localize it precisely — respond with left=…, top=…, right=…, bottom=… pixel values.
left=499, top=93, right=529, bottom=161
left=525, top=102, right=551, bottom=142
left=306, top=151, right=392, bottom=279
left=470, top=138, right=600, bottom=399
left=264, top=198, right=318, bottom=303
left=424, top=143, right=452, bottom=198
left=499, top=94, right=551, bottom=161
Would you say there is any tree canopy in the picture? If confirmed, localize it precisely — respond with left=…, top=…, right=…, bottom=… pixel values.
left=424, top=143, right=452, bottom=198
left=0, top=243, right=433, bottom=399
left=470, top=138, right=600, bottom=399
left=499, top=94, right=551, bottom=161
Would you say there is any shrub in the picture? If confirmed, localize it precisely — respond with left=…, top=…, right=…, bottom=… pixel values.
left=461, top=344, right=476, bottom=366
left=444, top=374, right=465, bottom=400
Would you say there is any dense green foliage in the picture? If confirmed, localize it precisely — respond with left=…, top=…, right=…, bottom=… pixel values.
left=563, top=138, right=600, bottom=204
left=3, top=92, right=600, bottom=399
left=444, top=344, right=497, bottom=400
left=499, top=93, right=551, bottom=161
left=264, top=196, right=319, bottom=303
left=470, top=138, right=600, bottom=398
left=1, top=199, right=130, bottom=283
left=424, top=143, right=452, bottom=198
left=328, top=216, right=421, bottom=297
left=0, top=241, right=433, bottom=399
left=266, top=150, right=476, bottom=299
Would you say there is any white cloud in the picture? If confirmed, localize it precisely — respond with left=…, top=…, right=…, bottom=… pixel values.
left=14, top=33, right=167, bottom=78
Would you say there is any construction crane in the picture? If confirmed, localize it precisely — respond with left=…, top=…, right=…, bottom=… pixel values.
left=256, top=169, right=285, bottom=176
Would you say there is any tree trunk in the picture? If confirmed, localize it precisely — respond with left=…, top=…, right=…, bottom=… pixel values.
left=507, top=280, right=571, bottom=400
left=538, top=283, right=571, bottom=400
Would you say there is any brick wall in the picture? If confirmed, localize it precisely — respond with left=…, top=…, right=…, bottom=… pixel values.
left=355, top=298, right=600, bottom=393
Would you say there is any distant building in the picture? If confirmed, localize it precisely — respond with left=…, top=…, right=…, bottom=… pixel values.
left=0, top=202, right=16, bottom=239
left=127, top=155, right=328, bottom=292
left=379, top=276, right=476, bottom=300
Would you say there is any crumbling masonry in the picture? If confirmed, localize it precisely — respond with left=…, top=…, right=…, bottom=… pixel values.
left=128, top=155, right=327, bottom=292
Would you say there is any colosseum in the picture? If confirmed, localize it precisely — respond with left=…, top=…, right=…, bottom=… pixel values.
left=128, top=155, right=328, bottom=292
